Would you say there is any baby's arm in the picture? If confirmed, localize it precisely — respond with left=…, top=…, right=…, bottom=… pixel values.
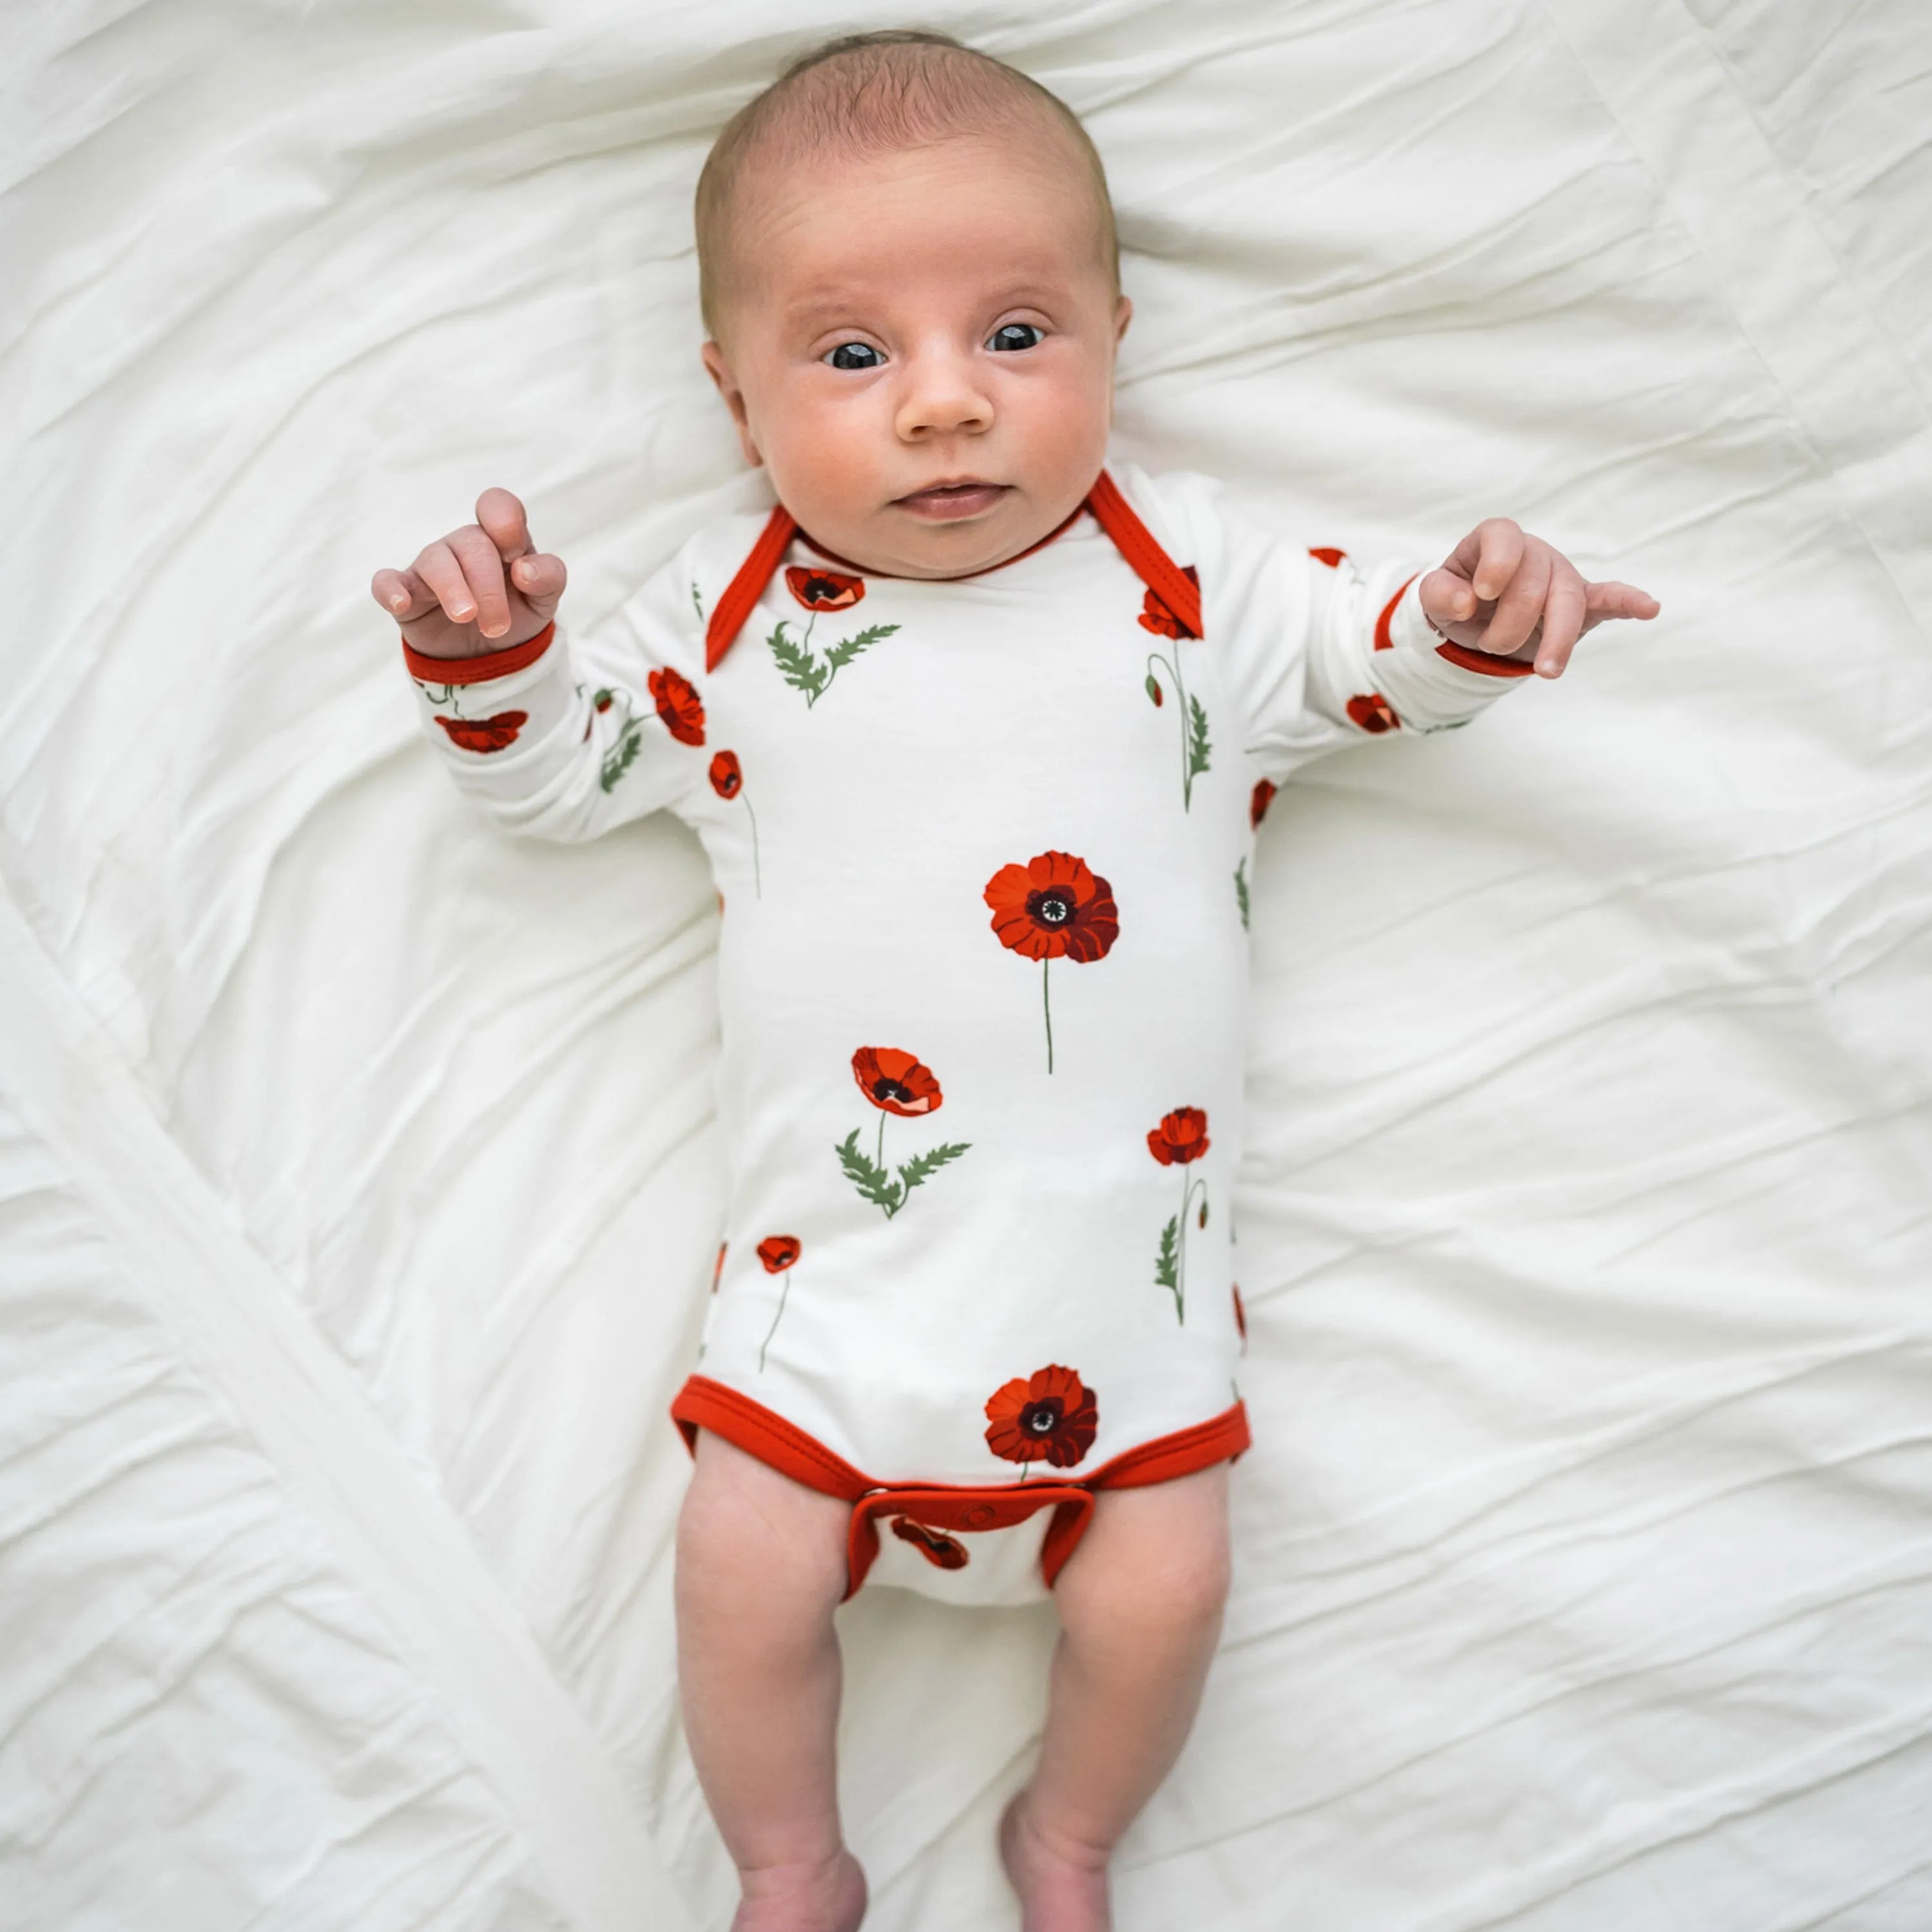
left=1296, top=518, right=1658, bottom=746
left=371, top=489, right=706, bottom=839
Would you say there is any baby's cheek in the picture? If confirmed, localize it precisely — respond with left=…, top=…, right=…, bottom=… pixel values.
left=764, top=397, right=889, bottom=524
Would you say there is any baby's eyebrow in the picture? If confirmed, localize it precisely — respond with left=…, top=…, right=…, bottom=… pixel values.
left=781, top=282, right=1070, bottom=335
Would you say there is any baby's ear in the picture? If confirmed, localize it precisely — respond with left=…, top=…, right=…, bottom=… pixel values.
left=700, top=341, right=762, bottom=467
left=1113, top=296, right=1133, bottom=345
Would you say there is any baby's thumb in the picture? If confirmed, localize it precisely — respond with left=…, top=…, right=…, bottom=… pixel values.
left=509, top=551, right=568, bottom=614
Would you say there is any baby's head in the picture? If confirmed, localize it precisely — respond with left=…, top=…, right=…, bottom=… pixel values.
left=696, top=32, right=1130, bottom=579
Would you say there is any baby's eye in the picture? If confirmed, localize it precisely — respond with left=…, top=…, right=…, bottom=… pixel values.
left=987, top=323, right=1044, bottom=353
left=826, top=342, right=884, bottom=371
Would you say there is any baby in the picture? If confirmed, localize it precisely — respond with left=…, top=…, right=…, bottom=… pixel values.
left=372, top=31, right=1657, bottom=1932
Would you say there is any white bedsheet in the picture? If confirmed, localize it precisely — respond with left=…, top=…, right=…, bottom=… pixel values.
left=3, top=3, right=1929, bottom=1927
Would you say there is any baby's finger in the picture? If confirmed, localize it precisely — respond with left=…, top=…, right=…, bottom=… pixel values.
left=413, top=540, right=482, bottom=625
left=1478, top=542, right=1550, bottom=656
left=476, top=487, right=533, bottom=564
left=1419, top=565, right=1479, bottom=627
left=447, top=524, right=515, bottom=638
left=1581, top=580, right=1662, bottom=630
left=1534, top=567, right=1589, bottom=677
left=1470, top=518, right=1525, bottom=603
left=372, top=565, right=436, bottom=623
left=508, top=550, right=568, bottom=612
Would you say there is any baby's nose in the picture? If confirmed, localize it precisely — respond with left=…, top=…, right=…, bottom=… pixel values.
left=895, top=355, right=993, bottom=439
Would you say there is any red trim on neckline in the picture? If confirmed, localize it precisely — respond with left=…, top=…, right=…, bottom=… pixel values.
left=699, top=471, right=1203, bottom=672
left=403, top=621, right=554, bottom=687
left=706, top=507, right=797, bottom=672
left=1084, top=469, right=1203, bottom=640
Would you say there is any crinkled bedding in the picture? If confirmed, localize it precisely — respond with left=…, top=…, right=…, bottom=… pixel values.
left=3, top=2, right=1929, bottom=1927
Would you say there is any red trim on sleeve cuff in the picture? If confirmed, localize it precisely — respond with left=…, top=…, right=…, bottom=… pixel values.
left=403, top=621, right=555, bottom=687
left=1372, top=575, right=1417, bottom=650
left=1434, top=640, right=1538, bottom=678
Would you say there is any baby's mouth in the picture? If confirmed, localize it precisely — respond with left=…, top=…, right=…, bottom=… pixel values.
left=894, top=480, right=1011, bottom=521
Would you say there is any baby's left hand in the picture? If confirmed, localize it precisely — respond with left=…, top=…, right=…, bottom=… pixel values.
left=1419, top=519, right=1660, bottom=678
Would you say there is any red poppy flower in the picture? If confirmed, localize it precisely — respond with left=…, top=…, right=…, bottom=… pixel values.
left=710, top=750, right=743, bottom=799
left=851, top=1046, right=942, bottom=1117
left=985, top=1365, right=1099, bottom=1470
left=1148, top=1107, right=1211, bottom=1166
left=891, top=1517, right=970, bottom=1569
left=1249, top=779, right=1278, bottom=829
left=1137, top=564, right=1200, bottom=640
left=756, top=1235, right=800, bottom=1273
left=983, top=852, right=1119, bottom=964
left=1308, top=546, right=1347, bottom=569
left=648, top=666, right=705, bottom=746
left=1346, top=692, right=1401, bottom=735
left=785, top=565, right=864, bottom=612
left=1232, top=1283, right=1247, bottom=1343
left=433, top=710, right=527, bottom=753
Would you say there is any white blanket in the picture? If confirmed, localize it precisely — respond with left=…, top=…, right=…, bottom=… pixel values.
left=3, top=3, right=1928, bottom=1927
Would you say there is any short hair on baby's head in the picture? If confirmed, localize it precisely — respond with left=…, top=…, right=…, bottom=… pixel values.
left=695, top=30, right=1119, bottom=338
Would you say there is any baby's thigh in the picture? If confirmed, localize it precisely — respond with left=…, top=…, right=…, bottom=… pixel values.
left=1057, top=1464, right=1232, bottom=1634
left=677, top=1429, right=851, bottom=1620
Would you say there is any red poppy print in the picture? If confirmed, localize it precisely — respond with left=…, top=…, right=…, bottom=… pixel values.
left=785, top=566, right=864, bottom=613
left=1149, top=1108, right=1210, bottom=1324
left=647, top=666, right=706, bottom=746
left=985, top=1365, right=1099, bottom=1473
left=851, top=1047, right=942, bottom=1117
left=1141, top=566, right=1210, bottom=809
left=838, top=1048, right=968, bottom=1218
left=433, top=710, right=528, bottom=753
left=708, top=750, right=762, bottom=895
left=768, top=574, right=898, bottom=707
left=1137, top=564, right=1199, bottom=640
left=755, top=1235, right=802, bottom=1370
left=1308, top=546, right=1347, bottom=569
left=983, top=852, right=1119, bottom=1074
left=1147, top=1107, right=1210, bottom=1166
left=1346, top=692, right=1401, bottom=735
left=1250, top=779, right=1278, bottom=830
left=891, top=1517, right=970, bottom=1570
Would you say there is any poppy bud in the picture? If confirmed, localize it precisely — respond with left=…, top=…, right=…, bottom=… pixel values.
left=1198, top=1200, right=1208, bottom=1230
left=1145, top=674, right=1164, bottom=706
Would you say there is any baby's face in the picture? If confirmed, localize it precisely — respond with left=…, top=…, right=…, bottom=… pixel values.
left=702, top=134, right=1130, bottom=579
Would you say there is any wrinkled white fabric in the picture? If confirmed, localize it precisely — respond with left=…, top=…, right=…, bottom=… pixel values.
left=2, top=2, right=1928, bottom=1929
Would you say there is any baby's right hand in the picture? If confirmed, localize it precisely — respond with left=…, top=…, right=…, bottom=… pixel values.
left=371, top=488, right=567, bottom=659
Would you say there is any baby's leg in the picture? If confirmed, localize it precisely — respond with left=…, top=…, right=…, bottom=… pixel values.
left=1001, top=1463, right=1231, bottom=1932
left=676, top=1430, right=866, bottom=1932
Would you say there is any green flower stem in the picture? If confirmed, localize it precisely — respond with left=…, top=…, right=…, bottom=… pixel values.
left=876, top=1112, right=886, bottom=1171
left=744, top=794, right=762, bottom=897
left=758, top=1268, right=795, bottom=1372
left=1042, top=956, right=1054, bottom=1075
left=1146, top=648, right=1196, bottom=808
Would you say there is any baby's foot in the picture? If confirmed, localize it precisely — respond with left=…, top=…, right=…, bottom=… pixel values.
left=732, top=1848, right=867, bottom=1932
left=999, top=1792, right=1111, bottom=1932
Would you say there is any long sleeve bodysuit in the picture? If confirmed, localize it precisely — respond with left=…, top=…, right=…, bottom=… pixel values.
left=404, top=464, right=1526, bottom=1604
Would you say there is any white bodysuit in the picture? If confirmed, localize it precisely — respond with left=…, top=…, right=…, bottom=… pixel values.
left=406, top=464, right=1525, bottom=1604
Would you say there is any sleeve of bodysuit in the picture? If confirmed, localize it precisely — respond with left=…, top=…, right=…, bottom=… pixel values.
left=400, top=538, right=717, bottom=841
left=1123, top=467, right=1535, bottom=786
